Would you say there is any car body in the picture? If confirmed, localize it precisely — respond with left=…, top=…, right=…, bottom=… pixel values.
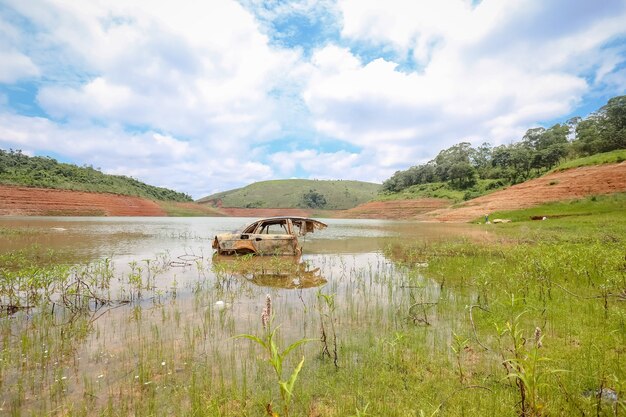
left=212, top=216, right=327, bottom=256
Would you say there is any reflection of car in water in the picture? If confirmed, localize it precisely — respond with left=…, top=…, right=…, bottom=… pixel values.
left=212, top=254, right=327, bottom=289
left=212, top=217, right=327, bottom=256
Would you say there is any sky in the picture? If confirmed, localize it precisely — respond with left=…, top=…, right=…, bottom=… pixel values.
left=1, top=0, right=625, bottom=199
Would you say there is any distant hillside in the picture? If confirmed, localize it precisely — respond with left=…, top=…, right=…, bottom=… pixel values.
left=197, top=179, right=381, bottom=210
left=0, top=149, right=192, bottom=202
left=341, top=159, right=626, bottom=221
left=427, top=160, right=626, bottom=222
left=378, top=149, right=626, bottom=204
left=381, top=95, right=626, bottom=200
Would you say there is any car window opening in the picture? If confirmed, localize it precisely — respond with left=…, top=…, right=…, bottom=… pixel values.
left=260, top=220, right=288, bottom=234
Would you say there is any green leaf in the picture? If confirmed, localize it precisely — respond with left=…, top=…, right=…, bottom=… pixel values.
left=232, top=334, right=268, bottom=350
left=281, top=338, right=317, bottom=358
left=279, top=356, right=305, bottom=401
left=269, top=337, right=281, bottom=375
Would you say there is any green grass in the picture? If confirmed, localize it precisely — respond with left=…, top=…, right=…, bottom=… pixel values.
left=157, top=201, right=225, bottom=217
left=377, top=179, right=506, bottom=203
left=485, top=192, right=626, bottom=223
left=553, top=149, right=626, bottom=172
left=384, top=211, right=626, bottom=416
left=197, top=179, right=381, bottom=210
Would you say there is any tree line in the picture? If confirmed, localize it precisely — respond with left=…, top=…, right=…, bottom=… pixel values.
left=0, top=149, right=192, bottom=202
left=382, top=95, right=626, bottom=193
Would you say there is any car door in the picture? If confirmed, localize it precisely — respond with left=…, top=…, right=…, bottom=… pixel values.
left=250, top=219, right=298, bottom=255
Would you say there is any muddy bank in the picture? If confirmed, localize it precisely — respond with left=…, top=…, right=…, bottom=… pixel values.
left=2, top=162, right=624, bottom=220
left=336, top=198, right=451, bottom=220
left=336, top=162, right=626, bottom=222
left=427, top=161, right=626, bottom=222
left=0, top=185, right=167, bottom=216
left=0, top=185, right=326, bottom=218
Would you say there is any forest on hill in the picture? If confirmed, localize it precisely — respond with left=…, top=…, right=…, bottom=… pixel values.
left=382, top=95, right=626, bottom=199
left=0, top=149, right=192, bottom=202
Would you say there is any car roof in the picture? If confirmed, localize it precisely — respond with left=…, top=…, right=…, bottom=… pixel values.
left=243, top=216, right=327, bottom=230
left=252, top=216, right=325, bottom=223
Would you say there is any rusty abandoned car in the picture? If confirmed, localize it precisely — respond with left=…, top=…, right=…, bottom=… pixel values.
left=212, top=216, right=327, bottom=256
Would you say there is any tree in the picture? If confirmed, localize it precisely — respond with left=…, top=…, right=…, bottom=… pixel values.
left=471, top=142, right=494, bottom=179
left=540, top=144, right=568, bottom=170
left=601, top=95, right=626, bottom=150
left=535, top=124, right=569, bottom=150
left=522, top=127, right=546, bottom=150
left=381, top=162, right=439, bottom=192
left=302, top=190, right=327, bottom=208
left=448, top=162, right=477, bottom=188
left=491, top=145, right=512, bottom=169
left=574, top=95, right=626, bottom=155
left=491, top=143, right=533, bottom=183
left=574, top=114, right=603, bottom=155
left=530, top=124, right=570, bottom=170
left=604, top=95, right=626, bottom=130
left=434, top=142, right=477, bottom=188
left=519, top=124, right=570, bottom=172
left=509, top=144, right=533, bottom=182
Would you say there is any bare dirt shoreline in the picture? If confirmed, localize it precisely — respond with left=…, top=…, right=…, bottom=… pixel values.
left=1, top=162, right=625, bottom=221
left=0, top=185, right=167, bottom=216
left=320, top=162, right=626, bottom=222
left=335, top=198, right=450, bottom=219
left=428, top=161, right=626, bottom=222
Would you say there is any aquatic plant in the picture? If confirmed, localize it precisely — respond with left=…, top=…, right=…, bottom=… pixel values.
left=450, top=332, right=469, bottom=383
left=234, top=294, right=315, bottom=416
left=317, top=290, right=339, bottom=368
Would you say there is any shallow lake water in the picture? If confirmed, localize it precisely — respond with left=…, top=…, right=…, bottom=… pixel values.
left=0, top=216, right=486, bottom=414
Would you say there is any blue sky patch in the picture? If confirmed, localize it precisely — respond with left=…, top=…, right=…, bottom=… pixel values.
left=0, top=83, right=46, bottom=118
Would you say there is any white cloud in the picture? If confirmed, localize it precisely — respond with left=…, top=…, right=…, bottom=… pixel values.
left=268, top=148, right=390, bottom=182
left=1, top=0, right=625, bottom=196
left=152, top=133, right=189, bottom=158
left=301, top=0, right=626, bottom=174
left=0, top=14, right=41, bottom=82
left=0, top=113, right=187, bottom=162
left=0, top=50, right=40, bottom=83
left=0, top=112, right=275, bottom=198
left=6, top=0, right=302, bottom=141
left=310, top=45, right=360, bottom=73
left=0, top=0, right=310, bottom=196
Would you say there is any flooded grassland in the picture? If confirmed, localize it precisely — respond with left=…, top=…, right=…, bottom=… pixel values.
left=1, top=216, right=625, bottom=416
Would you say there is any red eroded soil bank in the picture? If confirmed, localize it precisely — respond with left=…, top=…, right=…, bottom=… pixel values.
left=428, top=161, right=626, bottom=222
left=2, top=162, right=624, bottom=220
left=340, top=162, right=626, bottom=222
left=336, top=198, right=451, bottom=220
left=0, top=185, right=166, bottom=216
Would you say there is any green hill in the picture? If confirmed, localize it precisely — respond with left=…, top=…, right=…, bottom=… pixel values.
left=197, top=179, right=381, bottom=210
left=0, top=149, right=192, bottom=202
left=551, top=148, right=626, bottom=172
left=378, top=150, right=626, bottom=204
left=381, top=95, right=626, bottom=200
